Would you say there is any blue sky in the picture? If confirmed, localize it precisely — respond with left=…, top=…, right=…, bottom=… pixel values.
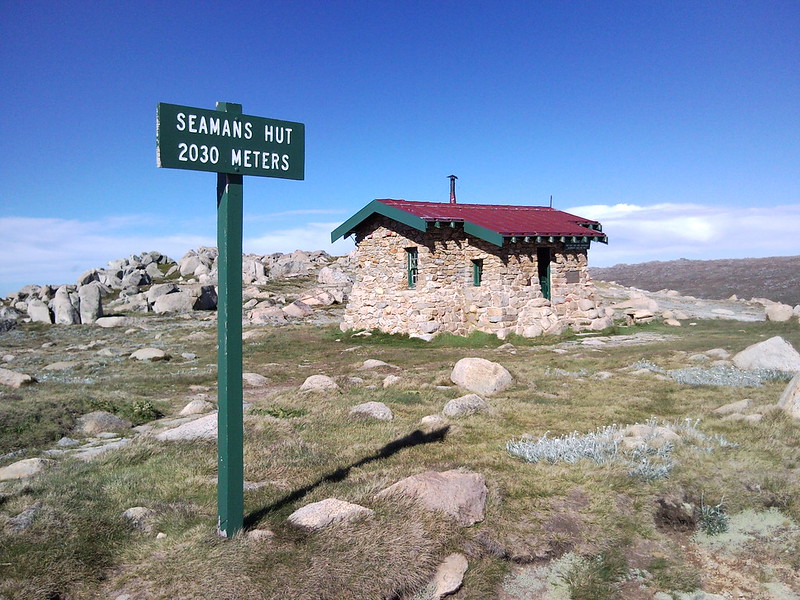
left=1, top=1, right=798, bottom=296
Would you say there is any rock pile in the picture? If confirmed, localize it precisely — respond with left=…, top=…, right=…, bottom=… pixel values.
left=1, top=247, right=355, bottom=327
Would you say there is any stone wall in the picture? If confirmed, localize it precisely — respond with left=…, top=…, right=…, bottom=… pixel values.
left=340, top=216, right=613, bottom=339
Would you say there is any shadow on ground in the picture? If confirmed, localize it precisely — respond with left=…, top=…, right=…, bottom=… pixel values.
left=244, top=426, right=450, bottom=529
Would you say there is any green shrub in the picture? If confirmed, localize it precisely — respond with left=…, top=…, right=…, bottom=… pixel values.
left=698, top=498, right=729, bottom=535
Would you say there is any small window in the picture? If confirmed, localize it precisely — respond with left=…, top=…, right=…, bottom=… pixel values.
left=406, top=247, right=418, bottom=288
left=472, top=259, right=483, bottom=287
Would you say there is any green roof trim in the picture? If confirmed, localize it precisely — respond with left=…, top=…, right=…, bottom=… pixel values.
left=463, top=221, right=504, bottom=246
left=330, top=200, right=428, bottom=243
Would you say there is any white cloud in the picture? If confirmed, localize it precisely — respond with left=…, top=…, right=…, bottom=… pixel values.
left=2, top=203, right=797, bottom=296
left=0, top=216, right=214, bottom=294
left=0, top=216, right=355, bottom=296
left=245, top=221, right=355, bottom=256
left=567, top=203, right=800, bottom=266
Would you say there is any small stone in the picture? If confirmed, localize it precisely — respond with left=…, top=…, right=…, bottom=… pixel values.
left=77, top=411, right=132, bottom=435
left=350, top=401, right=393, bottom=421
left=362, top=359, right=399, bottom=370
left=156, top=532, right=167, bottom=539
left=420, top=414, right=449, bottom=429
left=156, top=412, right=218, bottom=441
left=43, top=361, right=81, bottom=371
left=778, top=373, right=800, bottom=420
left=246, top=528, right=276, bottom=542
left=122, top=506, right=156, bottom=532
left=179, top=399, right=214, bottom=416
left=288, top=498, right=373, bottom=530
left=7, top=501, right=42, bottom=532
left=433, top=553, right=468, bottom=599
left=713, top=399, right=751, bottom=415
left=0, top=367, right=35, bottom=389
left=442, top=394, right=489, bottom=418
left=382, top=374, right=402, bottom=387
left=299, top=374, right=340, bottom=392
left=181, top=352, right=197, bottom=360
left=0, top=458, right=54, bottom=481
left=129, top=348, right=171, bottom=361
left=243, top=372, right=269, bottom=387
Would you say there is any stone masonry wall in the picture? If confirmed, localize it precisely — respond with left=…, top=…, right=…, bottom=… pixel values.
left=340, top=217, right=613, bottom=339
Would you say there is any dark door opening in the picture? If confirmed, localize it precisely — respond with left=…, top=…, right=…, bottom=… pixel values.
left=537, top=247, right=551, bottom=301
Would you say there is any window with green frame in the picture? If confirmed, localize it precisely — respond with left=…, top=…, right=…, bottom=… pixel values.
left=472, top=259, right=483, bottom=286
left=406, top=247, right=418, bottom=288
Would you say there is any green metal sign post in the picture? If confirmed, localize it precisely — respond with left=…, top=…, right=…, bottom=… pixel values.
left=157, top=101, right=304, bottom=538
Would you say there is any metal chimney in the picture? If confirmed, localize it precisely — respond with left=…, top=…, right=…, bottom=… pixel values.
left=448, top=174, right=458, bottom=204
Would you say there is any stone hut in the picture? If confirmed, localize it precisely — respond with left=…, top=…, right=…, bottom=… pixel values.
left=331, top=197, right=611, bottom=339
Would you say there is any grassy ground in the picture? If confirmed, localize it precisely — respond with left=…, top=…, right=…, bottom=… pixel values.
left=1, top=316, right=799, bottom=599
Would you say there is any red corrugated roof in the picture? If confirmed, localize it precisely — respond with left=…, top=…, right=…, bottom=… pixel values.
left=376, top=199, right=603, bottom=238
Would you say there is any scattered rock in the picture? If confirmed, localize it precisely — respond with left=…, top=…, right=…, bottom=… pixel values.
left=420, top=414, right=449, bottom=429
left=43, top=360, right=81, bottom=371
left=432, top=553, right=468, bottom=599
left=76, top=411, right=132, bottom=435
left=496, top=343, right=517, bottom=354
left=242, top=372, right=269, bottom=387
left=350, top=401, right=393, bottom=421
left=283, top=301, right=313, bottom=318
left=53, top=285, right=80, bottom=324
left=382, top=374, right=402, bottom=387
left=0, top=367, right=35, bottom=388
left=0, top=458, right=54, bottom=481
left=450, top=357, right=513, bottom=396
left=300, top=374, right=340, bottom=392
left=713, top=399, right=751, bottom=415
left=95, top=316, right=130, bottom=328
left=765, top=303, right=794, bottom=322
left=317, top=266, right=352, bottom=285
left=376, top=469, right=487, bottom=526
left=246, top=528, right=276, bottom=542
left=130, top=348, right=171, bottom=361
left=6, top=501, right=42, bottom=532
left=625, top=309, right=655, bottom=324
left=777, top=373, right=800, bottom=420
left=723, top=412, right=763, bottom=424
left=146, top=283, right=179, bottom=304
left=297, top=288, right=336, bottom=306
left=0, top=318, right=17, bottom=332
left=287, top=498, right=373, bottom=530
left=179, top=399, right=214, bottom=416
left=26, top=299, right=53, bottom=323
left=732, top=336, right=800, bottom=372
left=442, top=394, right=489, bottom=418
left=78, top=282, right=104, bottom=323
left=122, top=506, right=157, bottom=532
left=362, top=359, right=399, bottom=370
left=153, top=291, right=196, bottom=313
left=247, top=306, right=286, bottom=324
left=156, top=412, right=218, bottom=441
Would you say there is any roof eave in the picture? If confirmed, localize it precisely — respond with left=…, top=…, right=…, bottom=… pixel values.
left=330, top=199, right=427, bottom=243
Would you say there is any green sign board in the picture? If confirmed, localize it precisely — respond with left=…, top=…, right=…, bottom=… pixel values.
left=156, top=101, right=305, bottom=539
left=157, top=102, right=305, bottom=180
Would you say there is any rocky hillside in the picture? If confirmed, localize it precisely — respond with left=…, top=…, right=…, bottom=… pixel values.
left=0, top=248, right=354, bottom=328
left=591, top=256, right=800, bottom=306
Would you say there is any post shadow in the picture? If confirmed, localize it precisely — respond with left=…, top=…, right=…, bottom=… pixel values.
left=243, top=426, right=450, bottom=529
